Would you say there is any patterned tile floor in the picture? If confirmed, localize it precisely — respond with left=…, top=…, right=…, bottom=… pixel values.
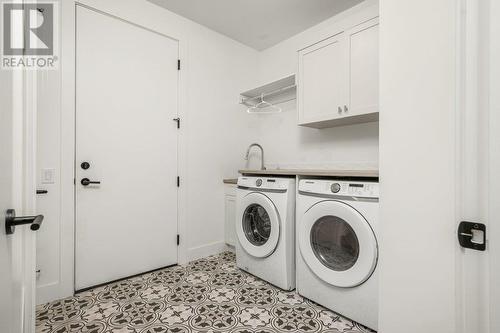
left=36, top=252, right=374, bottom=333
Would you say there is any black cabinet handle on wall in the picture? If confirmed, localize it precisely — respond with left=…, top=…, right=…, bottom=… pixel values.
left=5, top=209, right=44, bottom=235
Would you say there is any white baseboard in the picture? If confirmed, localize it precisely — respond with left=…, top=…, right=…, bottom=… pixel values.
left=187, top=241, right=230, bottom=262
left=36, top=282, right=68, bottom=305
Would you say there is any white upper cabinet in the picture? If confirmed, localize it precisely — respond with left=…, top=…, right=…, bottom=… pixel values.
left=298, top=33, right=348, bottom=125
left=298, top=17, right=379, bottom=128
left=348, top=19, right=379, bottom=117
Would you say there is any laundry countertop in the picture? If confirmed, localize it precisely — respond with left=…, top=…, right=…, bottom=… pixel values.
left=238, top=169, right=379, bottom=178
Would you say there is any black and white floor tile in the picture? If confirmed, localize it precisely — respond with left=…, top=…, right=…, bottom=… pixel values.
left=36, top=252, right=374, bottom=333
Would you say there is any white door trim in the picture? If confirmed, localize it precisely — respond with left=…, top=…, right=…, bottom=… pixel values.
left=17, top=0, right=39, bottom=327
left=488, top=2, right=500, bottom=332
left=60, top=0, right=188, bottom=298
left=454, top=0, right=494, bottom=332
left=23, top=62, right=38, bottom=333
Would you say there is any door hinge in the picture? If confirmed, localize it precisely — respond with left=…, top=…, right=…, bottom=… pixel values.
left=173, top=117, right=180, bottom=129
left=458, top=221, right=486, bottom=251
left=177, top=176, right=180, bottom=187
left=177, top=59, right=181, bottom=70
left=177, top=234, right=180, bottom=245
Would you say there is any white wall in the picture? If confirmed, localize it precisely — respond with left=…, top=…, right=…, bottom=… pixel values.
left=37, top=0, right=381, bottom=304
left=36, top=0, right=258, bottom=304
left=248, top=1, right=379, bottom=170
left=378, top=0, right=458, bottom=332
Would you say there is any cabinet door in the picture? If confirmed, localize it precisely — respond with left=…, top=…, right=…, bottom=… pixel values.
left=224, top=194, right=237, bottom=247
left=347, top=18, right=379, bottom=116
left=298, top=32, right=348, bottom=125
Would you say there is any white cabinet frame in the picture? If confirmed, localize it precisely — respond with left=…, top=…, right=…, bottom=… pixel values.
left=298, top=17, right=379, bottom=129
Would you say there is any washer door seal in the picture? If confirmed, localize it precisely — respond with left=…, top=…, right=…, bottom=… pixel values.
left=236, top=192, right=280, bottom=258
left=299, top=200, right=378, bottom=287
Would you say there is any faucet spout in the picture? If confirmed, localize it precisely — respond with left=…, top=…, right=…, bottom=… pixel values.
left=245, top=143, right=265, bottom=170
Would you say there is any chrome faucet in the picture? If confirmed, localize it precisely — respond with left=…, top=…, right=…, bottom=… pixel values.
left=245, top=143, right=265, bottom=170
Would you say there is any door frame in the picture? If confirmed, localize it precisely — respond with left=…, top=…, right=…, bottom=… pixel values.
left=19, top=4, right=39, bottom=330
left=60, top=1, right=188, bottom=297
left=23, top=58, right=38, bottom=333
left=455, top=0, right=498, bottom=332
left=488, top=2, right=500, bottom=332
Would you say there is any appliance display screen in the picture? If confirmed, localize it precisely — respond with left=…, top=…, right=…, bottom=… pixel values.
left=349, top=184, right=364, bottom=188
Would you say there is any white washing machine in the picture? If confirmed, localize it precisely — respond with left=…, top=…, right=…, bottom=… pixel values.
left=296, top=178, right=379, bottom=330
left=235, top=176, right=296, bottom=290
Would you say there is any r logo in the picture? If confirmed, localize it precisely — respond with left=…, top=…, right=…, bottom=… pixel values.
left=3, top=3, right=54, bottom=56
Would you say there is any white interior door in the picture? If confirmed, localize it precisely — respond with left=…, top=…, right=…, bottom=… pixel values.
left=75, top=6, right=179, bottom=290
left=0, top=67, right=37, bottom=332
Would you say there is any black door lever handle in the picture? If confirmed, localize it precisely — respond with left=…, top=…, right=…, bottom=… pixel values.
left=81, top=178, right=101, bottom=186
left=5, top=209, right=44, bottom=235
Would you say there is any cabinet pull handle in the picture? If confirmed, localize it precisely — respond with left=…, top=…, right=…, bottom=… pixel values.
left=344, top=105, right=348, bottom=112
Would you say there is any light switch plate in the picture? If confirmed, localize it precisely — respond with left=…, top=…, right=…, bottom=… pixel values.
left=41, top=168, right=56, bottom=184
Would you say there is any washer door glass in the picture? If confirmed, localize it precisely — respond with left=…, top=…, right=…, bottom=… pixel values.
left=236, top=192, right=280, bottom=258
left=310, top=216, right=359, bottom=271
left=299, top=200, right=378, bottom=288
left=243, top=204, right=271, bottom=246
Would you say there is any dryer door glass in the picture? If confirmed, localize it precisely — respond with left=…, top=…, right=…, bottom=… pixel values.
left=310, top=215, right=359, bottom=271
left=243, top=204, right=271, bottom=246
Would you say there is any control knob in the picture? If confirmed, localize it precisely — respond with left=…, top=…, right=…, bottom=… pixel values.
left=331, top=183, right=341, bottom=193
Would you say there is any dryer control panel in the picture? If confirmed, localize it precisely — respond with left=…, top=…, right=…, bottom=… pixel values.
left=299, top=179, right=379, bottom=199
left=238, top=176, right=292, bottom=191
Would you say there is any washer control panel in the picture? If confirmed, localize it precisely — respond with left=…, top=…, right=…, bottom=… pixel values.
left=238, top=176, right=292, bottom=191
left=299, top=179, right=379, bottom=198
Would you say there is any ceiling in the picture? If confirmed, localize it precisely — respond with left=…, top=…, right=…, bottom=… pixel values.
left=147, top=0, right=364, bottom=50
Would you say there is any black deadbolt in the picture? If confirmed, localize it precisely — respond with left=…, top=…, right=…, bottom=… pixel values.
left=81, top=162, right=90, bottom=170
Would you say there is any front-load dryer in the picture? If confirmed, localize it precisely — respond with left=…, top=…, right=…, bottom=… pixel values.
left=296, top=178, right=379, bottom=330
left=236, top=176, right=296, bottom=290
